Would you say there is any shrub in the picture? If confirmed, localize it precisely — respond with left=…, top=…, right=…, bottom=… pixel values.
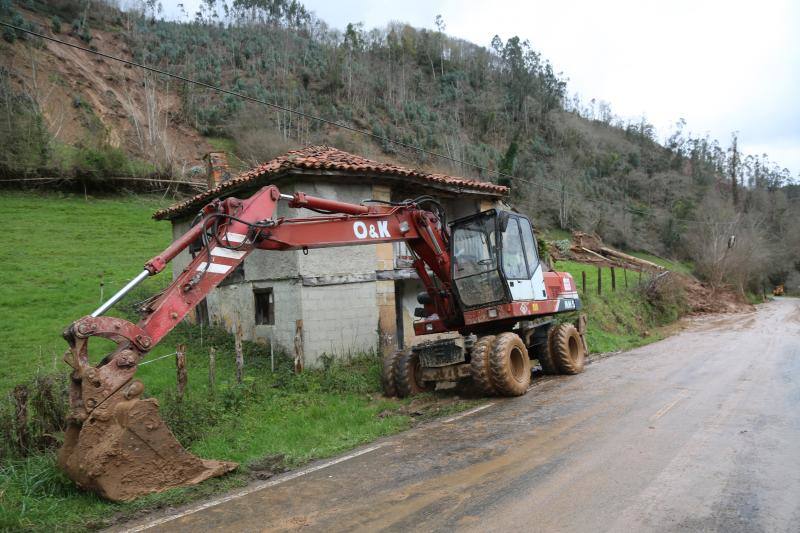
left=0, top=373, right=68, bottom=459
left=79, top=25, right=91, bottom=44
left=2, top=25, right=14, bottom=43
left=640, top=272, right=688, bottom=324
left=0, top=74, right=51, bottom=172
left=50, top=15, right=61, bottom=34
left=73, top=145, right=130, bottom=177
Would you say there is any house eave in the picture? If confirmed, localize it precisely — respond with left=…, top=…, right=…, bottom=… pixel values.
left=156, top=169, right=507, bottom=222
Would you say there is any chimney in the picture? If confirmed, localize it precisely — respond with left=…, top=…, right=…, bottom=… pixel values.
left=204, top=152, right=231, bottom=188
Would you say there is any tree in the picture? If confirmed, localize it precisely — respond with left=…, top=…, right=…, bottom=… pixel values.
left=434, top=14, right=446, bottom=77
left=498, top=140, right=518, bottom=187
left=729, top=132, right=740, bottom=207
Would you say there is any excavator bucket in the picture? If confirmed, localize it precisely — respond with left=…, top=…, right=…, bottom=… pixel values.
left=58, top=316, right=237, bottom=502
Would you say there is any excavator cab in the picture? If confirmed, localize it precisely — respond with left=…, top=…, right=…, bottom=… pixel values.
left=450, top=210, right=547, bottom=310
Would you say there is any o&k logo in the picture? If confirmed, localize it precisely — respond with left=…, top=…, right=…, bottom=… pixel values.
left=353, top=220, right=391, bottom=240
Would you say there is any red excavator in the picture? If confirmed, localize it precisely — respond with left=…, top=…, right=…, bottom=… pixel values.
left=59, top=185, right=587, bottom=501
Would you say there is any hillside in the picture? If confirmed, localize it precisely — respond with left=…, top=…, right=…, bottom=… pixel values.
left=1, top=0, right=799, bottom=293
left=1, top=7, right=212, bottom=177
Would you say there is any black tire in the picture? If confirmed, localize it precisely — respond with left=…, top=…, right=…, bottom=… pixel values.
left=395, top=350, right=433, bottom=398
left=489, top=332, right=531, bottom=397
left=381, top=350, right=403, bottom=397
left=551, top=323, right=586, bottom=375
left=538, top=326, right=559, bottom=375
left=469, top=335, right=496, bottom=395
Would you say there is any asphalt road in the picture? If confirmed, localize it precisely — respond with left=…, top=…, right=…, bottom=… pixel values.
left=124, top=298, right=800, bottom=533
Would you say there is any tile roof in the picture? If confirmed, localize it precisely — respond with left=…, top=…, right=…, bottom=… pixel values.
left=153, top=145, right=508, bottom=220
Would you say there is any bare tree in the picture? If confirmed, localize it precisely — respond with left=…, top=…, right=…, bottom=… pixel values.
left=686, top=195, right=770, bottom=294
left=125, top=73, right=175, bottom=174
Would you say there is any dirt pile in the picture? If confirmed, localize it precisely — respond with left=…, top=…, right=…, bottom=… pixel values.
left=677, top=273, right=753, bottom=314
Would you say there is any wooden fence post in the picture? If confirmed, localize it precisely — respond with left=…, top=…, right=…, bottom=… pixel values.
left=176, top=343, right=187, bottom=401
left=12, top=385, right=29, bottom=453
left=294, top=319, right=305, bottom=374
left=611, top=267, right=616, bottom=291
left=208, top=346, right=216, bottom=391
left=624, top=269, right=628, bottom=289
left=235, top=323, right=244, bottom=384
left=270, top=337, right=275, bottom=373
left=597, top=267, right=602, bottom=295
left=581, top=270, right=587, bottom=294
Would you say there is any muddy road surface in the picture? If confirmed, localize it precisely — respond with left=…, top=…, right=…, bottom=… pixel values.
left=122, top=298, right=800, bottom=533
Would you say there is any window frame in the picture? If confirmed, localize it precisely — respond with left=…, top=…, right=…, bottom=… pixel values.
left=449, top=210, right=510, bottom=310
left=517, top=216, right=540, bottom=275
left=253, top=287, right=275, bottom=326
left=499, top=215, right=532, bottom=281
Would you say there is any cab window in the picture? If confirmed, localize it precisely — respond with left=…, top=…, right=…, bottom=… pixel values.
left=501, top=217, right=529, bottom=280
left=518, top=217, right=539, bottom=272
left=451, top=216, right=505, bottom=308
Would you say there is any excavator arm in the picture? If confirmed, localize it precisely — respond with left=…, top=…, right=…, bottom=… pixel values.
left=58, top=185, right=456, bottom=501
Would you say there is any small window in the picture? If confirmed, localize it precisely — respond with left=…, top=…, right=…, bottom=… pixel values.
left=254, top=288, right=274, bottom=325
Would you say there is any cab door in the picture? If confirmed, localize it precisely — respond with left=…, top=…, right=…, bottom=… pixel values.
left=519, top=217, right=547, bottom=301
left=500, top=215, right=546, bottom=301
left=500, top=216, right=535, bottom=300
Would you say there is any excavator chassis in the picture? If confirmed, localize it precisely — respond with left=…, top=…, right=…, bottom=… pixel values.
left=58, top=316, right=236, bottom=502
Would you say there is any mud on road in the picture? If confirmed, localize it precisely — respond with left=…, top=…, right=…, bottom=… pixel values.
left=118, top=298, right=800, bottom=533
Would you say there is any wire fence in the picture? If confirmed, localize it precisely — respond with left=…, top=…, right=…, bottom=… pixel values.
left=138, top=351, right=178, bottom=366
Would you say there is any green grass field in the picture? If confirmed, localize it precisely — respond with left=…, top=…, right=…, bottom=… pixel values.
left=0, top=191, right=174, bottom=392
left=0, top=192, right=689, bottom=531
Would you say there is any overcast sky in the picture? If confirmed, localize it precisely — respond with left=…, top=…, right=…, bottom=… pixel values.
left=163, top=0, right=799, bottom=177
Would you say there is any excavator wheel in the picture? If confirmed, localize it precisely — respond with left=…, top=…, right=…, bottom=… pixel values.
left=394, top=350, right=433, bottom=398
left=489, top=332, right=531, bottom=396
left=381, top=350, right=403, bottom=397
left=469, top=335, right=497, bottom=395
left=537, top=326, right=560, bottom=375
left=551, top=323, right=586, bottom=375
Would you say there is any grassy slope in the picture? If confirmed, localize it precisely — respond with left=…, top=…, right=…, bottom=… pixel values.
left=627, top=251, right=694, bottom=276
left=554, top=259, right=684, bottom=352
left=0, top=191, right=174, bottom=391
left=1, top=344, right=421, bottom=532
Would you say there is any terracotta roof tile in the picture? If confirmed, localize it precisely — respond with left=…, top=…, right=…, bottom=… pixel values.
left=154, top=145, right=508, bottom=220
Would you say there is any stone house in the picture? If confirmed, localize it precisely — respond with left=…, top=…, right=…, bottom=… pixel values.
left=153, top=146, right=509, bottom=366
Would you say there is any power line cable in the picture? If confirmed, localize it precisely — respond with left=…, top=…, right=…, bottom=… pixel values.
left=0, top=21, right=731, bottom=226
